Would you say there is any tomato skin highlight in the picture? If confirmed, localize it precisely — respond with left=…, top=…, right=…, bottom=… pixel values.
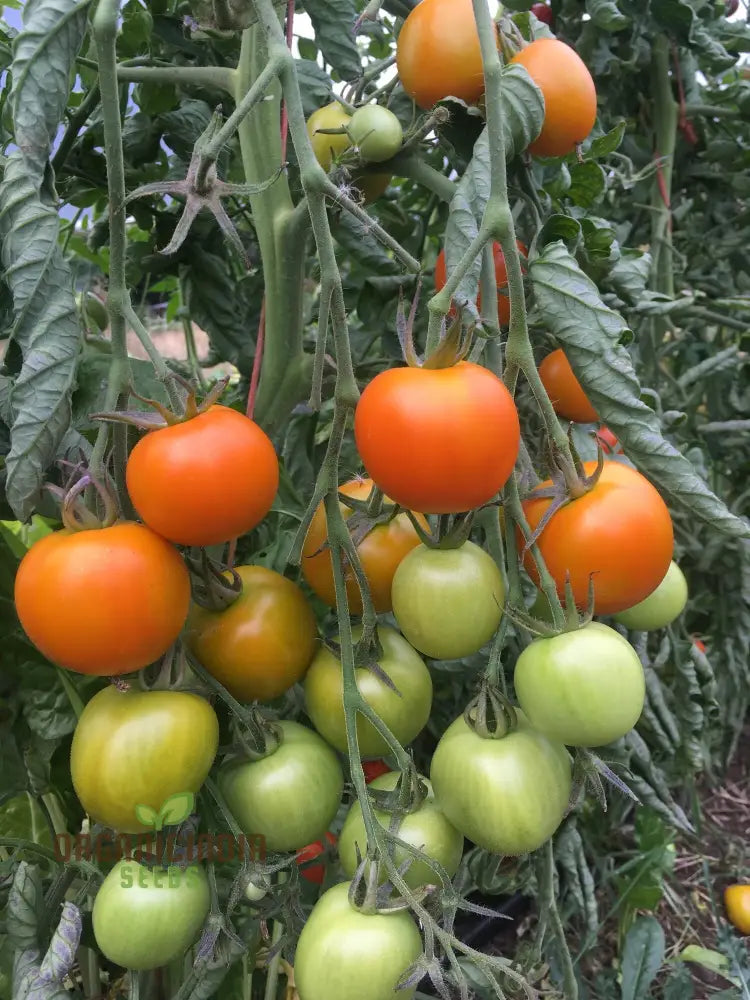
left=126, top=405, right=279, bottom=548
left=186, top=565, right=318, bottom=703
left=218, top=721, right=344, bottom=852
left=396, top=0, right=489, bottom=109
left=391, top=541, right=505, bottom=660
left=93, top=860, right=210, bottom=970
left=613, top=561, right=688, bottom=631
left=71, top=685, right=219, bottom=833
left=430, top=711, right=571, bottom=855
left=301, top=478, right=426, bottom=615
left=304, top=625, right=433, bottom=757
left=514, top=622, right=645, bottom=747
left=14, top=522, right=190, bottom=676
left=354, top=362, right=521, bottom=515
left=522, top=460, right=674, bottom=616
left=725, top=884, right=750, bottom=935
left=539, top=349, right=598, bottom=423
left=296, top=832, right=337, bottom=885
left=510, top=39, right=597, bottom=157
left=435, top=242, right=527, bottom=326
left=339, top=772, right=464, bottom=888
left=294, top=881, right=423, bottom=1000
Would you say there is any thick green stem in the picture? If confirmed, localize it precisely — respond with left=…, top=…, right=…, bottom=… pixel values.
left=116, top=64, right=236, bottom=93
left=390, top=153, right=456, bottom=202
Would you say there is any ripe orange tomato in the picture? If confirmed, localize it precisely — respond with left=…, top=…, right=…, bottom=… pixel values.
left=434, top=242, right=528, bottom=326
left=354, top=362, right=520, bottom=514
left=186, top=565, right=318, bottom=702
left=14, top=523, right=190, bottom=675
left=725, top=885, right=750, bottom=935
left=126, top=405, right=279, bottom=548
left=510, top=39, right=597, bottom=157
left=522, top=461, right=674, bottom=616
left=396, top=0, right=492, bottom=109
left=539, top=349, right=598, bottom=423
left=301, top=478, right=426, bottom=615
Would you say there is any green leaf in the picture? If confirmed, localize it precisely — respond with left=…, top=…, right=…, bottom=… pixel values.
left=679, top=946, right=740, bottom=986
left=331, top=210, right=400, bottom=277
left=567, top=161, right=606, bottom=208
left=134, top=802, right=158, bottom=828
left=8, top=862, right=43, bottom=951
left=588, top=121, right=626, bottom=158
left=651, top=0, right=735, bottom=71
left=158, top=99, right=213, bottom=162
left=662, top=962, right=694, bottom=1000
left=0, top=793, right=52, bottom=847
left=297, top=37, right=318, bottom=61
left=606, top=249, right=651, bottom=305
left=498, top=63, right=545, bottom=161
left=529, top=242, right=750, bottom=539
left=585, top=0, right=629, bottom=31
left=157, top=790, right=195, bottom=827
left=620, top=916, right=665, bottom=1000
left=294, top=58, right=334, bottom=118
left=304, top=0, right=361, bottom=82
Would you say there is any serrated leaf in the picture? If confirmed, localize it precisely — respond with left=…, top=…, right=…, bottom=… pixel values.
left=651, top=0, right=735, bottom=71
left=158, top=99, right=214, bottom=162
left=621, top=916, right=665, bottom=1000
left=304, top=0, right=361, bottom=82
left=606, top=249, right=651, bottom=304
left=588, top=121, right=626, bottom=158
left=134, top=802, right=158, bottom=828
left=38, top=903, right=81, bottom=985
left=530, top=242, right=749, bottom=539
left=8, top=862, right=42, bottom=951
left=567, top=161, right=605, bottom=208
left=158, top=790, right=195, bottom=827
left=585, top=0, right=629, bottom=31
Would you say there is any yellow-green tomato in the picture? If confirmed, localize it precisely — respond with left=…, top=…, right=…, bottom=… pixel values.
left=294, top=881, right=423, bottom=1000
left=218, top=721, right=344, bottom=852
left=348, top=105, right=404, bottom=163
left=613, top=561, right=688, bottom=631
left=307, top=101, right=352, bottom=170
left=304, top=626, right=432, bottom=757
left=93, top=860, right=209, bottom=970
left=391, top=541, right=504, bottom=660
left=513, top=622, right=645, bottom=747
left=70, top=686, right=219, bottom=834
left=430, top=711, right=570, bottom=855
left=339, top=772, right=463, bottom=888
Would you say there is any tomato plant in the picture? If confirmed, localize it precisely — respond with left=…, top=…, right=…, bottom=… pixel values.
left=522, top=461, right=674, bottom=615
left=14, top=522, right=190, bottom=675
left=354, top=362, right=521, bottom=514
left=391, top=541, right=505, bottom=660
left=296, top=831, right=337, bottom=885
left=301, top=478, right=425, bottom=614
left=71, top=685, right=219, bottom=833
left=339, top=772, right=464, bottom=888
left=93, top=861, right=210, bottom=970
left=514, top=622, right=646, bottom=747
left=725, top=885, right=750, bottom=935
left=304, top=626, right=433, bottom=756
left=396, top=0, right=487, bottom=109
left=538, top=348, right=598, bottom=423
left=435, top=240, right=528, bottom=326
left=430, top=712, right=571, bottom=855
left=614, top=560, right=688, bottom=631
left=510, top=39, right=597, bottom=157
left=187, top=564, right=318, bottom=702
left=293, top=882, right=423, bottom=1000
left=218, top=720, right=344, bottom=852
left=348, top=105, right=403, bottom=163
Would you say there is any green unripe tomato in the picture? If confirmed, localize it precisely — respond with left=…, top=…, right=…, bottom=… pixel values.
left=613, top=561, right=688, bottom=631
left=348, top=105, right=404, bottom=163
left=391, top=541, right=505, bottom=660
left=514, top=621, right=645, bottom=747
left=93, top=860, right=209, bottom=971
left=307, top=102, right=352, bottom=171
left=338, top=772, right=464, bottom=888
left=76, top=291, right=109, bottom=332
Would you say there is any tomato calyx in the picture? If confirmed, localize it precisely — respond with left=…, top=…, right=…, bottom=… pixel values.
left=49, top=470, right=120, bottom=533
left=507, top=574, right=595, bottom=639
left=463, top=682, right=518, bottom=740
left=348, top=853, right=431, bottom=916
left=367, top=761, right=429, bottom=818
left=397, top=284, right=473, bottom=371
left=226, top=708, right=284, bottom=763
left=93, top=374, right=230, bottom=432
left=186, top=549, right=243, bottom=611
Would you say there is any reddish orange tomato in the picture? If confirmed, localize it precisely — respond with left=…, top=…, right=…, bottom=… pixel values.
left=522, top=461, right=674, bottom=616
left=126, top=405, right=279, bottom=548
left=434, top=242, right=528, bottom=326
left=14, top=523, right=190, bottom=675
left=186, top=565, right=318, bottom=702
left=595, top=426, right=623, bottom=455
left=301, top=478, right=426, bottom=615
left=693, top=638, right=706, bottom=654
left=362, top=759, right=391, bottom=784
left=510, top=39, right=597, bottom=157
left=725, top=885, right=750, bottom=935
left=354, top=362, right=520, bottom=514
left=296, top=832, right=337, bottom=885
left=396, top=0, right=492, bottom=109
left=539, top=349, right=598, bottom=423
